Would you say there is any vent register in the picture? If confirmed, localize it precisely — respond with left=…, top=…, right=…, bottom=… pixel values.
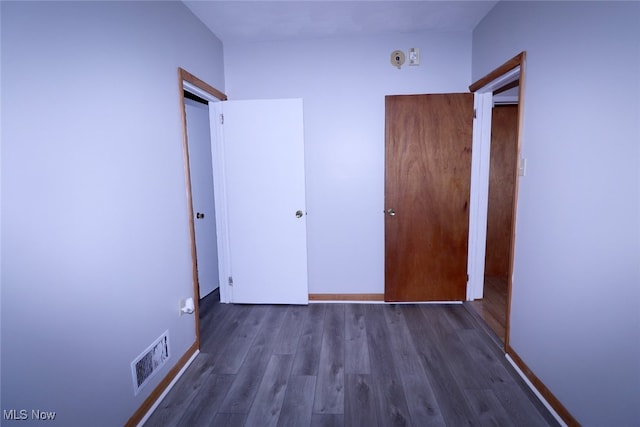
left=131, top=331, right=170, bottom=395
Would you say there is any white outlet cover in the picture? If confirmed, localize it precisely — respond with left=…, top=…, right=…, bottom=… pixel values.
left=408, top=47, right=420, bottom=66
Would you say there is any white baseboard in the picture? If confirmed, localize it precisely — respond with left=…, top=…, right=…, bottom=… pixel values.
left=505, top=354, right=567, bottom=427
left=136, top=349, right=200, bottom=427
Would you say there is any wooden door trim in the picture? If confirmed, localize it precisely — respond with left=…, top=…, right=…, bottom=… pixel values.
left=469, top=52, right=525, bottom=351
left=309, top=293, right=385, bottom=301
left=180, top=68, right=227, bottom=102
left=469, top=52, right=525, bottom=93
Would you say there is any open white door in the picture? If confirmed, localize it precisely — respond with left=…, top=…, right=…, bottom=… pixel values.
left=184, top=97, right=219, bottom=299
left=220, top=99, right=308, bottom=304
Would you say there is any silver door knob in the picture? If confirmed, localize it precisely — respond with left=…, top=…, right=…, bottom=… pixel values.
left=386, top=208, right=396, bottom=216
left=295, top=210, right=304, bottom=218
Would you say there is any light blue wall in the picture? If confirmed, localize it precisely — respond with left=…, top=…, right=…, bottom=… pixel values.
left=1, top=1, right=224, bottom=425
left=224, top=31, right=472, bottom=295
left=4, top=1, right=637, bottom=425
left=473, top=2, right=640, bottom=425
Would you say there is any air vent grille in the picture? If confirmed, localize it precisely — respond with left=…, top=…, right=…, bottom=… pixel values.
left=131, top=331, right=170, bottom=395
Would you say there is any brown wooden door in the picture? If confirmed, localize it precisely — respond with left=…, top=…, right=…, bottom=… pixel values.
left=385, top=93, right=474, bottom=301
left=485, top=105, right=518, bottom=278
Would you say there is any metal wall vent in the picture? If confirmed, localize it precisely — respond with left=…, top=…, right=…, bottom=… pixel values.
left=131, top=330, right=170, bottom=395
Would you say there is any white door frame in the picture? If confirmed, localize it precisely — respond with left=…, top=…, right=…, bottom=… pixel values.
left=207, top=100, right=231, bottom=304
left=466, top=66, right=521, bottom=300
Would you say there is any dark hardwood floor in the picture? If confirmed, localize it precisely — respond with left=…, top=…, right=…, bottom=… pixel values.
left=145, top=290, right=557, bottom=426
left=467, top=276, right=508, bottom=343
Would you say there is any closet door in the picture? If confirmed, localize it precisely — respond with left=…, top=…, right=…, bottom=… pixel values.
left=385, top=93, right=474, bottom=301
left=222, top=99, right=308, bottom=304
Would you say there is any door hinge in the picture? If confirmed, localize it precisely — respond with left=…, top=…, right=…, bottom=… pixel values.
left=467, top=274, right=469, bottom=282
left=220, top=113, right=224, bottom=125
left=473, top=109, right=477, bottom=119
left=228, top=276, right=233, bottom=286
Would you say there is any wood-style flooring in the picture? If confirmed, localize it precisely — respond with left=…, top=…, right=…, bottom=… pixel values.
left=467, top=276, right=508, bottom=343
left=145, top=291, right=557, bottom=426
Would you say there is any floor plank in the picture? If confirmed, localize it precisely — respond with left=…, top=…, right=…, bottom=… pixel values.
left=382, top=305, right=446, bottom=427
left=313, top=304, right=345, bottom=414
left=145, top=297, right=559, bottom=427
left=144, top=353, right=217, bottom=426
left=198, top=290, right=231, bottom=346
left=212, top=305, right=269, bottom=374
left=244, top=354, right=294, bottom=427
left=217, top=307, right=287, bottom=413
left=176, top=374, right=235, bottom=427
left=365, top=305, right=412, bottom=427
left=402, top=305, right=478, bottom=426
left=464, top=388, right=515, bottom=427
left=200, top=302, right=247, bottom=357
left=311, top=414, right=344, bottom=427
left=211, top=412, right=246, bottom=427
left=345, top=304, right=370, bottom=374
left=291, top=304, right=326, bottom=376
left=457, top=327, right=559, bottom=426
left=420, top=305, right=490, bottom=390
left=274, top=305, right=308, bottom=355
left=456, top=328, right=516, bottom=387
left=468, top=276, right=508, bottom=341
left=277, top=375, right=316, bottom=427
left=344, top=374, right=378, bottom=427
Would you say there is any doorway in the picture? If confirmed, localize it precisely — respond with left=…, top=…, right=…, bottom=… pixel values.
left=469, top=100, right=519, bottom=343
left=466, top=52, right=526, bottom=350
left=178, top=68, right=311, bottom=348
left=178, top=68, right=228, bottom=347
left=184, top=92, right=219, bottom=300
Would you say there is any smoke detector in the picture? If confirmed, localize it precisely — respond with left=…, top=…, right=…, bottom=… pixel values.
left=390, top=50, right=405, bottom=69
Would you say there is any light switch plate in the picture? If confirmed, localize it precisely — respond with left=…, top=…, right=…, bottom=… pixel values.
left=408, top=47, right=420, bottom=66
left=519, top=158, right=527, bottom=176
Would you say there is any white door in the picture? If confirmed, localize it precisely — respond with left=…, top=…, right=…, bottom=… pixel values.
left=184, top=97, right=219, bottom=298
left=221, top=99, right=308, bottom=304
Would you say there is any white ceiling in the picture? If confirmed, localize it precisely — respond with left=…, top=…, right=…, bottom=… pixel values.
left=182, top=1, right=499, bottom=43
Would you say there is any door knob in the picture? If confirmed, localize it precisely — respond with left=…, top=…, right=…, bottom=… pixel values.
left=386, top=208, right=396, bottom=216
left=196, top=212, right=205, bottom=219
left=295, top=210, right=304, bottom=218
